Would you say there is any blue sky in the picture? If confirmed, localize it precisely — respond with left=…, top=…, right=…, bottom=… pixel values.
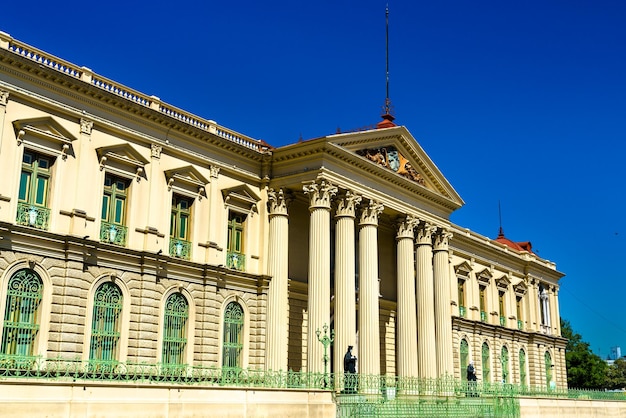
left=2, top=1, right=625, bottom=357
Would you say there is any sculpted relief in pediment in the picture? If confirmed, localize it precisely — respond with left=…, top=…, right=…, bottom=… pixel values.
left=356, top=146, right=425, bottom=185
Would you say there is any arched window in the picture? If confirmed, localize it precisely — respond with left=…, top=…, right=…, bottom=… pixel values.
left=222, top=301, right=244, bottom=370
left=162, top=292, right=189, bottom=366
left=501, top=346, right=509, bottom=383
left=89, top=282, right=123, bottom=368
left=460, top=339, right=469, bottom=382
left=1, top=269, right=43, bottom=357
left=545, top=351, right=553, bottom=389
left=482, top=342, right=491, bottom=382
left=519, top=349, right=527, bottom=386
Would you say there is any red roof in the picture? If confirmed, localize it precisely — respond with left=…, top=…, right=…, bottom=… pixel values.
left=495, top=227, right=533, bottom=254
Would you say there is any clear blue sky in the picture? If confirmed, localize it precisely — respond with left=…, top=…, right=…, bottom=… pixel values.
left=2, top=1, right=625, bottom=358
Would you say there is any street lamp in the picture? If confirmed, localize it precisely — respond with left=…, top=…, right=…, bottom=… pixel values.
left=316, top=323, right=334, bottom=388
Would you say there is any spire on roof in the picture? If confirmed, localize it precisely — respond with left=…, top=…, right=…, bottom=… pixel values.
left=377, top=5, right=396, bottom=129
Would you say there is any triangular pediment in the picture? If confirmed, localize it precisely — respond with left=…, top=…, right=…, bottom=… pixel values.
left=327, top=126, right=464, bottom=208
left=222, top=184, right=261, bottom=213
left=496, top=275, right=512, bottom=290
left=165, top=166, right=209, bottom=199
left=13, top=117, right=77, bottom=159
left=476, top=268, right=492, bottom=285
left=96, top=144, right=149, bottom=180
left=454, top=261, right=472, bottom=280
left=514, top=281, right=528, bottom=296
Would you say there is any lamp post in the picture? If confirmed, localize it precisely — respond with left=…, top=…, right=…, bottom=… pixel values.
left=316, top=323, right=334, bottom=388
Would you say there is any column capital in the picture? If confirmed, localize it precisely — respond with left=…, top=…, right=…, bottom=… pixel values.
left=0, top=90, right=9, bottom=106
left=415, top=221, right=437, bottom=245
left=359, top=199, right=384, bottom=226
left=268, top=188, right=291, bottom=217
left=150, top=143, right=162, bottom=159
left=396, top=215, right=419, bottom=240
left=335, top=190, right=361, bottom=218
left=210, top=165, right=220, bottom=179
left=304, top=179, right=337, bottom=210
left=433, top=228, right=453, bottom=251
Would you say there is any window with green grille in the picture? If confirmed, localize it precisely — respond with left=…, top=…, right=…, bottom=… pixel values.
left=89, top=282, right=122, bottom=367
left=1, top=269, right=42, bottom=357
left=19, top=151, right=51, bottom=206
left=519, top=349, right=527, bottom=386
left=460, top=339, right=469, bottom=382
left=482, top=342, right=490, bottom=382
left=162, top=292, right=188, bottom=366
left=545, top=351, right=553, bottom=388
left=226, top=213, right=246, bottom=270
left=479, top=285, right=487, bottom=321
left=458, top=279, right=465, bottom=315
left=222, top=302, right=244, bottom=370
left=501, top=346, right=509, bottom=383
left=169, top=195, right=192, bottom=259
left=101, top=174, right=129, bottom=225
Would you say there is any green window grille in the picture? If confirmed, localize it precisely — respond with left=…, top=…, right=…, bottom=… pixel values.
left=89, top=282, right=122, bottom=369
left=482, top=342, right=490, bottom=382
left=169, top=195, right=192, bottom=259
left=16, top=151, right=52, bottom=230
left=501, top=346, right=509, bottom=383
left=227, top=213, right=245, bottom=271
left=100, top=174, right=129, bottom=246
left=222, top=302, right=244, bottom=370
left=162, top=293, right=189, bottom=366
left=519, top=349, right=527, bottom=386
left=460, top=339, right=469, bottom=382
left=545, top=351, right=553, bottom=388
left=1, top=269, right=43, bottom=357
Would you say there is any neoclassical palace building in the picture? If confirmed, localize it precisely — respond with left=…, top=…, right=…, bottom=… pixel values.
left=0, top=32, right=568, bottom=415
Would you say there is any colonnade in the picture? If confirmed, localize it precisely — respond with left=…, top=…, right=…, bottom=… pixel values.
left=265, top=179, right=455, bottom=379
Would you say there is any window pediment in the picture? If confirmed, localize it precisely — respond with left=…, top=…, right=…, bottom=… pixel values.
left=514, top=282, right=528, bottom=297
left=13, top=117, right=77, bottom=159
left=165, top=166, right=209, bottom=199
left=477, top=268, right=492, bottom=286
left=455, top=261, right=472, bottom=280
left=97, top=144, right=149, bottom=181
left=496, top=275, right=511, bottom=291
left=222, top=184, right=260, bottom=214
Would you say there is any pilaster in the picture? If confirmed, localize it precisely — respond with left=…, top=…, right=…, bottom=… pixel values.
left=0, top=90, right=8, bottom=153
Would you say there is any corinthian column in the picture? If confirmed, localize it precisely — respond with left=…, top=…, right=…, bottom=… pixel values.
left=333, top=191, right=361, bottom=378
left=358, top=199, right=384, bottom=379
left=396, top=216, right=419, bottom=379
left=416, top=221, right=437, bottom=379
left=265, top=188, right=291, bottom=371
left=303, top=179, right=337, bottom=373
left=433, top=228, right=454, bottom=378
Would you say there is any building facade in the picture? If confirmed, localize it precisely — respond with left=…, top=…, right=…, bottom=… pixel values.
left=0, top=30, right=566, bottom=400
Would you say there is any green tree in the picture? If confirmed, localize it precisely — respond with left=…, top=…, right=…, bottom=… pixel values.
left=605, top=358, right=626, bottom=390
left=561, top=319, right=607, bottom=389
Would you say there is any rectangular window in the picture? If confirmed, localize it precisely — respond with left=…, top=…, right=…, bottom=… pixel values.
left=498, top=291, right=506, bottom=326
left=479, top=285, right=487, bottom=321
left=458, top=279, right=466, bottom=317
left=169, top=195, right=192, bottom=259
left=16, top=151, right=52, bottom=230
left=100, top=174, right=130, bottom=246
left=516, top=296, right=524, bottom=330
left=227, top=212, right=246, bottom=271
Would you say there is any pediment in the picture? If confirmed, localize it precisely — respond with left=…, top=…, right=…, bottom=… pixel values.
left=328, top=126, right=464, bottom=208
left=13, top=117, right=77, bottom=158
left=96, top=144, right=149, bottom=180
left=454, top=261, right=472, bottom=280
left=165, top=166, right=209, bottom=199
left=514, top=281, right=527, bottom=296
left=476, top=268, right=492, bottom=285
left=496, top=275, right=512, bottom=290
left=222, top=184, right=261, bottom=213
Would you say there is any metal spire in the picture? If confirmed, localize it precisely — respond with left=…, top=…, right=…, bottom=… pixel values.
left=378, top=4, right=396, bottom=128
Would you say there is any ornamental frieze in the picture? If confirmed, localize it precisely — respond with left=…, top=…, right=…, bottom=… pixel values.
left=356, top=146, right=425, bottom=185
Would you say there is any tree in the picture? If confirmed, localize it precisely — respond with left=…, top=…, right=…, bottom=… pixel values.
left=561, top=318, right=607, bottom=389
left=605, top=358, right=626, bottom=390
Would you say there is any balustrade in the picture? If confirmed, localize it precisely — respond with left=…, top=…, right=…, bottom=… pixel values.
left=16, top=203, right=50, bottom=230
left=99, top=222, right=128, bottom=246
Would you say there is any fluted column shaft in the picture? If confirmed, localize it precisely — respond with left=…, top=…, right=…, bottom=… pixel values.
left=415, top=221, right=437, bottom=379
left=265, top=188, right=290, bottom=371
left=304, top=180, right=337, bottom=373
left=333, top=191, right=361, bottom=376
left=433, top=228, right=454, bottom=377
left=358, top=200, right=384, bottom=378
left=396, top=216, right=419, bottom=379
